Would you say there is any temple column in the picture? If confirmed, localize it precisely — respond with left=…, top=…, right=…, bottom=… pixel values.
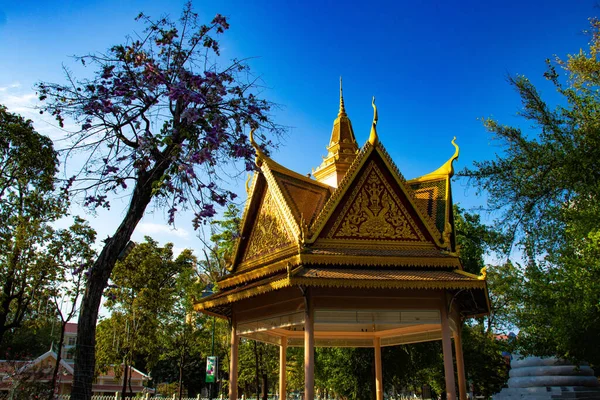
left=280, top=336, right=287, bottom=400
left=304, top=293, right=315, bottom=400
left=229, top=316, right=239, bottom=400
left=440, top=301, right=457, bottom=400
left=374, top=337, right=383, bottom=400
left=454, top=326, right=467, bottom=400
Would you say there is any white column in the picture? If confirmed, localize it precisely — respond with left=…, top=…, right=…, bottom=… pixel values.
left=229, top=317, right=239, bottom=400
left=440, top=302, right=457, bottom=400
left=374, top=337, right=383, bottom=400
left=454, top=327, right=467, bottom=400
left=304, top=293, right=315, bottom=400
left=280, top=336, right=287, bottom=400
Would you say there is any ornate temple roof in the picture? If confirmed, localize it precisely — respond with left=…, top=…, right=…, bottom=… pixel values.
left=195, top=87, right=488, bottom=318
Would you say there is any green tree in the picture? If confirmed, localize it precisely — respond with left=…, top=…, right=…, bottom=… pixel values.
left=155, top=257, right=207, bottom=400
left=0, top=104, right=65, bottom=345
left=97, top=237, right=198, bottom=398
left=37, top=5, right=282, bottom=397
left=461, top=16, right=600, bottom=366
left=461, top=324, right=510, bottom=398
left=46, top=217, right=97, bottom=399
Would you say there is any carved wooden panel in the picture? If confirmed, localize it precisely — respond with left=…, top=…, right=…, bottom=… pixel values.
left=326, top=161, right=427, bottom=242
left=243, top=189, right=293, bottom=262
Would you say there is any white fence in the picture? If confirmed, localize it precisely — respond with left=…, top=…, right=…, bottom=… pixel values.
left=52, top=395, right=210, bottom=400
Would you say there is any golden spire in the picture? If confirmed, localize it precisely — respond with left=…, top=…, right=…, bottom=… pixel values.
left=368, top=96, right=379, bottom=145
left=339, top=77, right=346, bottom=116
left=313, top=80, right=359, bottom=187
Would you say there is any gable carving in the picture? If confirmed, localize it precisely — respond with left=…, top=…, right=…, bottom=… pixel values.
left=243, top=189, right=293, bottom=262
left=326, top=161, right=427, bottom=242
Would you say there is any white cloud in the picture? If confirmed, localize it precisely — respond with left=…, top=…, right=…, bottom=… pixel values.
left=0, top=85, right=73, bottom=141
left=1, top=92, right=37, bottom=113
left=0, top=82, right=21, bottom=91
left=136, top=222, right=189, bottom=239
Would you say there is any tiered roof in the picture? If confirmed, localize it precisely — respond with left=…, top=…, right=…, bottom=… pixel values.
left=195, top=86, right=488, bottom=318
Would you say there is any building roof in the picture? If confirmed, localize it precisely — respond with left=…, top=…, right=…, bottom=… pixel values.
left=0, top=350, right=150, bottom=392
left=195, top=92, right=488, bottom=318
left=64, top=322, right=78, bottom=334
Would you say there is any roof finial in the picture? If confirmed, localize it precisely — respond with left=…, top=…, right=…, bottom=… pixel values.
left=448, top=136, right=460, bottom=177
left=339, top=76, right=346, bottom=116
left=368, top=96, right=379, bottom=145
left=249, top=128, right=265, bottom=167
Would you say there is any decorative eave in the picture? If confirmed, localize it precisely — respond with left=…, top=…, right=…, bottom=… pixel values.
left=218, top=249, right=461, bottom=290
left=407, top=137, right=460, bottom=250
left=228, top=171, right=262, bottom=271
left=195, top=267, right=487, bottom=314
left=408, top=137, right=459, bottom=183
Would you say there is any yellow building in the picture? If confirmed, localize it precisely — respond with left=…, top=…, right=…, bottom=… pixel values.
left=195, top=83, right=490, bottom=400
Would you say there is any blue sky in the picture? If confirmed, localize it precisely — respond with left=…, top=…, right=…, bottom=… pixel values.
left=0, top=0, right=596, bottom=259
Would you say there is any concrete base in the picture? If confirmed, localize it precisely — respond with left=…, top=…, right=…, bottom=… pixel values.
left=493, top=357, right=600, bottom=400
left=493, top=386, right=600, bottom=399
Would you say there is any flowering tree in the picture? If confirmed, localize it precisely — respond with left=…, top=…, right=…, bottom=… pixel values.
left=37, top=5, right=281, bottom=399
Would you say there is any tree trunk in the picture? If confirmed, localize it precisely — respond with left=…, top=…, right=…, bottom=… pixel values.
left=178, top=351, right=185, bottom=400
left=121, top=360, right=129, bottom=400
left=48, top=320, right=67, bottom=400
left=70, top=167, right=168, bottom=400
left=261, top=373, right=267, bottom=400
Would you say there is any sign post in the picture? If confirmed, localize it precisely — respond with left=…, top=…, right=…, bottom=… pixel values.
left=206, top=356, right=218, bottom=383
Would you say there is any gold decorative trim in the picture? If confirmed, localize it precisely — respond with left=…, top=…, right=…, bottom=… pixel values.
left=261, top=162, right=302, bottom=241
left=368, top=97, right=379, bottom=145
left=313, top=239, right=438, bottom=250
left=239, top=245, right=299, bottom=272
left=219, top=255, right=301, bottom=289
left=194, top=277, right=292, bottom=311
left=229, top=171, right=262, bottom=272
left=326, top=161, right=427, bottom=242
left=241, top=189, right=295, bottom=263
left=374, top=145, right=445, bottom=247
left=309, top=143, right=375, bottom=241
left=290, top=276, right=487, bottom=291
left=453, top=269, right=480, bottom=279
left=299, top=254, right=462, bottom=268
left=409, top=137, right=460, bottom=182
left=196, top=272, right=485, bottom=311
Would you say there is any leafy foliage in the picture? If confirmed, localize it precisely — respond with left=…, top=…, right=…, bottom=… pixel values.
left=462, top=324, right=510, bottom=398
left=0, top=104, right=79, bottom=347
left=461, top=17, right=600, bottom=366
left=96, top=237, right=198, bottom=397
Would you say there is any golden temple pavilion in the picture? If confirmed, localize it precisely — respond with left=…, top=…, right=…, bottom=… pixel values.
left=194, top=82, right=490, bottom=400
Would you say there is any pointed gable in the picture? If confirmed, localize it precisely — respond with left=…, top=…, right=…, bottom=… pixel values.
left=310, top=142, right=446, bottom=249
left=407, top=137, right=460, bottom=246
left=232, top=171, right=298, bottom=272
left=270, top=170, right=331, bottom=227
left=242, top=188, right=295, bottom=263
left=324, top=159, right=428, bottom=242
